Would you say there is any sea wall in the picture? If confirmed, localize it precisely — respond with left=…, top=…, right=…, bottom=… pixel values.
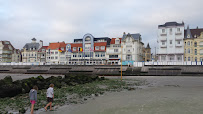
left=0, top=65, right=128, bottom=75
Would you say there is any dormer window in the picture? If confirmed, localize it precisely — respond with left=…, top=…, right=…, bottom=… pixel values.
left=115, top=39, right=120, bottom=44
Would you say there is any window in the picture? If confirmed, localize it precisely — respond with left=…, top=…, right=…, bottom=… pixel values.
left=195, top=49, right=197, bottom=55
left=188, top=49, right=190, bottom=53
left=109, top=55, right=118, bottom=58
left=51, top=57, right=54, bottom=59
left=115, top=39, right=120, bottom=44
left=42, top=49, right=45, bottom=52
left=169, top=56, right=174, bottom=61
left=101, top=53, right=105, bottom=57
left=162, top=29, right=165, bottom=33
left=73, top=47, right=76, bottom=51
left=177, top=28, right=180, bottom=32
left=73, top=54, right=77, bottom=57
left=114, top=49, right=118, bottom=52
left=95, top=46, right=99, bottom=50
left=51, top=52, right=54, bottom=54
left=185, top=42, right=186, bottom=46
left=200, top=57, right=203, bottom=61
left=162, top=42, right=165, bottom=45
left=55, top=52, right=58, bottom=54
left=55, top=56, right=58, bottom=59
left=194, top=42, right=197, bottom=47
left=195, top=57, right=197, bottom=61
left=187, top=41, right=190, bottom=46
left=177, top=56, right=181, bottom=61
left=170, top=28, right=172, bottom=32
left=101, top=46, right=105, bottom=50
left=188, top=57, right=190, bottom=61
left=95, top=53, right=99, bottom=57
left=170, top=40, right=172, bottom=44
left=126, top=55, right=131, bottom=61
left=177, top=41, right=180, bottom=44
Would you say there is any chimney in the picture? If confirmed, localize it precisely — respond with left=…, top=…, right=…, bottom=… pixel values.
left=197, top=26, right=199, bottom=29
left=39, top=40, right=43, bottom=49
left=31, top=38, right=36, bottom=43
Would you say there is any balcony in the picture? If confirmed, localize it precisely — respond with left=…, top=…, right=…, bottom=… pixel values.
left=175, top=32, right=182, bottom=35
left=106, top=51, right=120, bottom=55
left=160, top=37, right=167, bottom=41
left=175, top=37, right=183, bottom=40
left=160, top=33, right=167, bottom=36
left=160, top=45, right=167, bottom=48
left=175, top=44, right=182, bottom=47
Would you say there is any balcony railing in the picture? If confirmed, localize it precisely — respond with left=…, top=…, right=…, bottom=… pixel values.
left=175, top=32, right=182, bottom=35
left=160, top=37, right=167, bottom=41
left=175, top=37, right=183, bottom=40
left=175, top=44, right=182, bottom=47
left=160, top=45, right=167, bottom=48
left=106, top=52, right=121, bottom=54
left=160, top=33, right=167, bottom=36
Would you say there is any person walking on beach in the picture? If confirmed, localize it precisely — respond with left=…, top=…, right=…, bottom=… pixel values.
left=44, top=84, right=54, bottom=111
left=29, top=85, right=38, bottom=114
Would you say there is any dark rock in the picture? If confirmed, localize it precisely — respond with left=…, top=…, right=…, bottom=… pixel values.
left=19, top=107, right=26, bottom=114
left=3, top=76, right=13, bottom=84
left=0, top=84, right=22, bottom=98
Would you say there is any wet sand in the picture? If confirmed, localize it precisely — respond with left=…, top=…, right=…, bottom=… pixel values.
left=40, top=76, right=203, bottom=114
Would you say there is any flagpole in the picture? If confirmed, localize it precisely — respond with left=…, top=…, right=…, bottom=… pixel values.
left=121, top=46, right=123, bottom=81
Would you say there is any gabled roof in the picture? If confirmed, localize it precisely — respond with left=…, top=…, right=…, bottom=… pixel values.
left=122, top=33, right=141, bottom=41
left=184, top=27, right=203, bottom=38
left=0, top=41, right=15, bottom=50
left=185, top=25, right=193, bottom=38
left=110, top=38, right=122, bottom=44
left=146, top=43, right=151, bottom=49
left=38, top=46, right=48, bottom=52
left=23, top=43, right=40, bottom=50
left=47, top=42, right=66, bottom=50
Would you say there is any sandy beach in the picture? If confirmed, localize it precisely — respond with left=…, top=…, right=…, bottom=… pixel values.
left=39, top=76, right=203, bottom=114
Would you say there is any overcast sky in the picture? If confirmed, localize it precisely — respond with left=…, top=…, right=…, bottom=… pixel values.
left=1, top=0, right=203, bottom=53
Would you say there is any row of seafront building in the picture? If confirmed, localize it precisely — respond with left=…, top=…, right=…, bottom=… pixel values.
left=2, top=21, right=203, bottom=65
left=0, top=33, right=151, bottom=65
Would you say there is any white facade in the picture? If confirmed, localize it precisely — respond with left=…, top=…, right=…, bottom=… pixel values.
left=121, top=33, right=144, bottom=62
left=157, top=22, right=185, bottom=62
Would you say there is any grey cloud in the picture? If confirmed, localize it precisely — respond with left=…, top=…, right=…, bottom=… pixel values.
left=0, top=0, right=203, bottom=53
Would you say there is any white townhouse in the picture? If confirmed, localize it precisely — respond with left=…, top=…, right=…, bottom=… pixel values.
left=121, top=32, right=144, bottom=65
left=157, top=22, right=185, bottom=62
